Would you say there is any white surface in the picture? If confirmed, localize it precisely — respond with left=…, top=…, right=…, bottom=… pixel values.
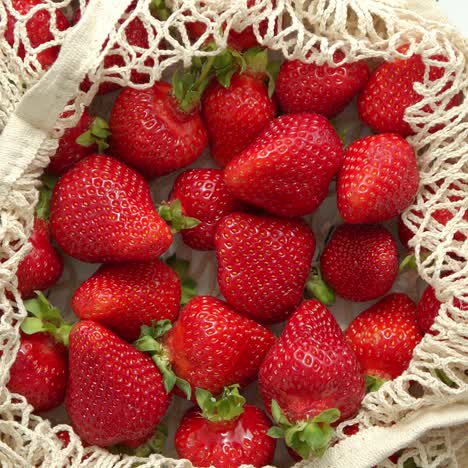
left=438, top=0, right=468, bottom=35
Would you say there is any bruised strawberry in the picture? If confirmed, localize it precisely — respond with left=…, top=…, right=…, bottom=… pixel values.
left=72, top=259, right=181, bottom=342
left=215, top=213, right=315, bottom=323
left=50, top=154, right=172, bottom=263
left=110, top=82, right=208, bottom=178
left=276, top=51, right=369, bottom=117
left=320, top=224, right=398, bottom=302
left=224, top=113, right=343, bottom=217
left=337, top=133, right=419, bottom=224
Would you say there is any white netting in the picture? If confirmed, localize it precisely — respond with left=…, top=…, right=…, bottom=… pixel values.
left=0, top=0, right=467, bottom=467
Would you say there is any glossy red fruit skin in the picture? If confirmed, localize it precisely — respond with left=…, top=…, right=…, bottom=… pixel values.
left=215, top=213, right=316, bottom=323
left=7, top=332, right=67, bottom=412
left=50, top=154, right=172, bottom=263
left=337, top=133, right=419, bottom=224
left=321, top=224, right=398, bottom=302
left=164, top=296, right=275, bottom=395
left=358, top=45, right=462, bottom=137
left=202, top=73, right=277, bottom=167
left=72, top=259, right=181, bottom=342
left=66, top=321, right=170, bottom=447
left=416, top=286, right=440, bottom=335
left=170, top=169, right=246, bottom=250
left=276, top=52, right=370, bottom=118
left=16, top=218, right=63, bottom=299
left=175, top=405, right=276, bottom=468
left=47, top=111, right=94, bottom=176
left=345, top=293, right=422, bottom=379
left=259, top=300, right=365, bottom=423
left=110, top=82, right=208, bottom=178
left=224, top=113, right=343, bottom=217
left=5, top=0, right=70, bottom=70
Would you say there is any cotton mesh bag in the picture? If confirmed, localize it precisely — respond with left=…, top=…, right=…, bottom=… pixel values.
left=0, top=0, right=467, bottom=467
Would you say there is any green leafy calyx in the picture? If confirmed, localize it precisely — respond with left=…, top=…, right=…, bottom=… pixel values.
left=35, top=174, right=59, bottom=220
left=165, top=254, right=198, bottom=306
left=110, top=423, right=168, bottom=456
left=243, top=46, right=280, bottom=97
left=76, top=117, right=111, bottom=153
left=158, top=199, right=201, bottom=234
left=195, top=384, right=246, bottom=423
left=305, top=267, right=336, bottom=306
left=134, top=321, right=192, bottom=399
left=22, top=292, right=72, bottom=346
left=267, top=400, right=340, bottom=459
left=365, top=374, right=387, bottom=393
left=150, top=0, right=171, bottom=21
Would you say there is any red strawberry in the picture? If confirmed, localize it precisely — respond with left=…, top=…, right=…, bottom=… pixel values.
left=109, top=82, right=208, bottom=178
left=7, top=332, right=67, bottom=412
left=163, top=169, right=246, bottom=250
left=320, top=224, right=398, bottom=302
left=175, top=385, right=275, bottom=468
left=202, top=72, right=277, bottom=167
left=337, top=133, right=419, bottom=223
left=47, top=113, right=110, bottom=176
left=72, top=259, right=181, bottom=342
left=416, top=286, right=441, bottom=335
left=50, top=154, right=172, bottom=263
left=276, top=52, right=369, bottom=117
left=65, top=321, right=170, bottom=447
left=5, top=0, right=70, bottom=70
left=215, top=213, right=316, bottom=323
left=16, top=218, right=63, bottom=299
left=135, top=296, right=275, bottom=397
left=224, top=113, right=343, bottom=217
left=259, top=300, right=365, bottom=459
left=345, top=293, right=422, bottom=391
left=358, top=45, right=462, bottom=136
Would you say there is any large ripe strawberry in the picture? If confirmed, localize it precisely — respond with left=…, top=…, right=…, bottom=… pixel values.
left=215, top=213, right=316, bottom=323
left=358, top=45, right=462, bottom=136
left=161, top=169, right=246, bottom=250
left=416, top=285, right=441, bottom=335
left=50, top=154, right=172, bottom=263
left=276, top=51, right=369, bottom=117
left=337, top=133, right=419, bottom=223
left=5, top=0, right=70, bottom=70
left=345, top=293, right=422, bottom=391
left=259, top=300, right=365, bottom=459
left=135, top=296, right=275, bottom=398
left=109, top=82, right=208, bottom=178
left=66, top=321, right=170, bottom=447
left=320, top=224, right=398, bottom=302
left=224, top=113, right=343, bottom=217
left=202, top=71, right=277, bottom=167
left=175, top=385, right=276, bottom=468
left=72, top=259, right=181, bottom=342
left=16, top=217, right=63, bottom=299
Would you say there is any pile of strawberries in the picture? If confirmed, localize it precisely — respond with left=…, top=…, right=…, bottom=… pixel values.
left=5, top=0, right=466, bottom=466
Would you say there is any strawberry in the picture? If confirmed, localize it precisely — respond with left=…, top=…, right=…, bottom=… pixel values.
left=224, top=113, right=343, bottom=217
left=259, top=300, right=365, bottom=459
left=71, top=259, right=181, bottom=342
left=358, top=45, right=462, bottom=136
left=345, top=293, right=422, bottom=391
left=65, top=321, right=170, bottom=447
left=175, top=385, right=276, bottom=468
left=320, top=224, right=398, bottom=302
left=275, top=51, right=369, bottom=118
left=202, top=71, right=277, bottom=167
left=416, top=285, right=441, bottom=335
left=109, top=82, right=208, bottom=178
left=215, top=213, right=316, bottom=323
left=47, top=113, right=110, bottom=176
left=5, top=0, right=70, bottom=70
left=161, top=168, right=246, bottom=250
left=135, top=296, right=275, bottom=398
left=337, top=133, right=419, bottom=223
left=50, top=154, right=172, bottom=263
left=16, top=217, right=63, bottom=299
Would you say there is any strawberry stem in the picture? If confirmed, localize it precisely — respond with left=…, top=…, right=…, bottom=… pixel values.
left=134, top=321, right=192, bottom=399
left=365, top=374, right=387, bottom=393
left=304, top=267, right=336, bottom=306
left=165, top=254, right=198, bottom=306
left=268, top=400, right=340, bottom=459
left=22, top=292, right=72, bottom=346
left=36, top=174, right=59, bottom=221
left=434, top=368, right=457, bottom=388
left=158, top=199, right=201, bottom=234
left=196, top=384, right=246, bottom=423
left=76, top=117, right=111, bottom=154
left=399, top=251, right=431, bottom=272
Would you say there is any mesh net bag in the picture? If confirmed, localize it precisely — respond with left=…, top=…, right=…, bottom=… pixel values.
left=0, top=0, right=467, bottom=467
